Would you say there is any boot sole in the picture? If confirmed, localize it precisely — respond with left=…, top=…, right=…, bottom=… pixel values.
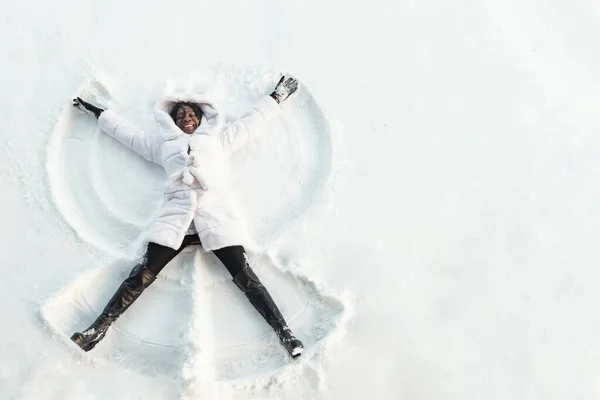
left=291, top=346, right=304, bottom=358
left=70, top=333, right=100, bottom=352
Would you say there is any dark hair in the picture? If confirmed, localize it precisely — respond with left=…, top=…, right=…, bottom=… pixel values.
left=170, top=102, right=203, bottom=122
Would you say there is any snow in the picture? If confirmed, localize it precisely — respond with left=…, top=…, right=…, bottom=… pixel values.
left=2, top=0, right=600, bottom=398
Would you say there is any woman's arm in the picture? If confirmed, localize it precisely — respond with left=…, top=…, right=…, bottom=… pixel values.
left=98, top=110, right=161, bottom=164
left=219, top=75, right=299, bottom=153
left=219, top=95, right=281, bottom=153
left=73, top=98, right=161, bottom=164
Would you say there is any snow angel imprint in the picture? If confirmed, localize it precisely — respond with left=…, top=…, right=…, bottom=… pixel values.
left=69, top=76, right=304, bottom=358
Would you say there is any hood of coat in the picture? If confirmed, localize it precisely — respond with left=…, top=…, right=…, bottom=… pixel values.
left=154, top=93, right=224, bottom=140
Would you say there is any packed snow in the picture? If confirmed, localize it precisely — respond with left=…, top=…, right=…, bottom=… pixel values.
left=3, top=0, right=600, bottom=399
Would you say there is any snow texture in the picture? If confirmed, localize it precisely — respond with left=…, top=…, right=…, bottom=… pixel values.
left=4, top=0, right=600, bottom=399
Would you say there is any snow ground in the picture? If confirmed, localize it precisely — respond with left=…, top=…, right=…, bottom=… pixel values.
left=2, top=0, right=600, bottom=399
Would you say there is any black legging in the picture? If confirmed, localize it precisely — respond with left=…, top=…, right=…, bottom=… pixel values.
left=144, top=234, right=248, bottom=277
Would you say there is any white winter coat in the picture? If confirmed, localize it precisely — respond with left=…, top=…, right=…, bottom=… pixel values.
left=98, top=94, right=281, bottom=251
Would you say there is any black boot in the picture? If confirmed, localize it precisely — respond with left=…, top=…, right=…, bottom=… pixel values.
left=233, top=266, right=304, bottom=358
left=70, top=264, right=156, bottom=352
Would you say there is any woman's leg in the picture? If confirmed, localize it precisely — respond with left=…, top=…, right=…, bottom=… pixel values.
left=211, top=245, right=247, bottom=277
left=71, top=235, right=199, bottom=351
left=212, top=246, right=304, bottom=358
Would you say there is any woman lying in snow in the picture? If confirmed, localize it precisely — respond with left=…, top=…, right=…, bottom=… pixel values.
left=69, top=76, right=304, bottom=358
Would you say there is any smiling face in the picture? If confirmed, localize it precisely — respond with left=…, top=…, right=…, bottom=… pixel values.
left=174, top=105, right=200, bottom=134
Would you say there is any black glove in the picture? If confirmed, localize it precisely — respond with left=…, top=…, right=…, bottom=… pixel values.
left=72, top=97, right=104, bottom=119
left=269, top=76, right=299, bottom=104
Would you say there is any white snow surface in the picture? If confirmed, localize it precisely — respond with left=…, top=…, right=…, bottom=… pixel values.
left=2, top=0, right=600, bottom=399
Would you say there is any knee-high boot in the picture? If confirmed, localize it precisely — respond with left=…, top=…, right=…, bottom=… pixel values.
left=233, top=266, right=304, bottom=358
left=70, top=264, right=156, bottom=352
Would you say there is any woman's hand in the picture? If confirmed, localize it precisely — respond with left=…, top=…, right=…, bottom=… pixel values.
left=269, top=76, right=299, bottom=104
left=72, top=97, right=104, bottom=119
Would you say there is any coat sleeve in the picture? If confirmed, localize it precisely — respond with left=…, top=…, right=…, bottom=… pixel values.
left=219, top=95, right=281, bottom=153
left=98, top=110, right=161, bottom=164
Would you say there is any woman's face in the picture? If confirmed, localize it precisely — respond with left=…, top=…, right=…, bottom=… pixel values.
left=175, top=105, right=200, bottom=134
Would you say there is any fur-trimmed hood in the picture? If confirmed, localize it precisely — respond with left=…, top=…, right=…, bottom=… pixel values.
left=153, top=93, right=224, bottom=140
